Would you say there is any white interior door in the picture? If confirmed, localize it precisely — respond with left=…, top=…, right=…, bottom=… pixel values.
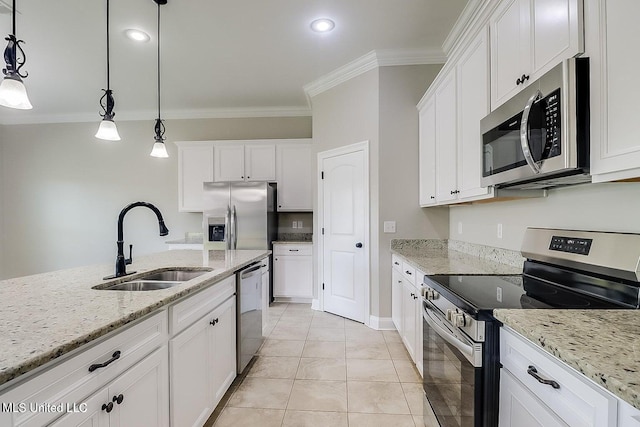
left=320, top=146, right=368, bottom=323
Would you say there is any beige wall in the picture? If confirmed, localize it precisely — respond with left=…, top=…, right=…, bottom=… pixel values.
left=311, top=65, right=449, bottom=320
left=0, top=117, right=311, bottom=279
left=449, top=182, right=640, bottom=251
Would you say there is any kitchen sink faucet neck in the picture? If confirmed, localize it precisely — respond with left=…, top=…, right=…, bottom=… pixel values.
left=105, top=201, right=169, bottom=280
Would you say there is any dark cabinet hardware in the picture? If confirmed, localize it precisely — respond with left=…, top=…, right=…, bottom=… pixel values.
left=413, top=295, right=418, bottom=300
left=516, top=74, right=530, bottom=86
left=89, top=351, right=121, bottom=372
left=394, top=261, right=400, bottom=265
left=261, top=264, right=267, bottom=267
left=112, top=394, right=124, bottom=405
left=430, top=196, right=435, bottom=199
left=450, top=190, right=460, bottom=195
left=289, top=249, right=299, bottom=252
left=356, top=242, right=363, bottom=248
left=210, top=318, right=219, bottom=326
left=241, top=176, right=244, bottom=179
left=247, top=176, right=250, bottom=179
left=410, top=293, right=415, bottom=297
left=102, top=402, right=113, bottom=413
left=527, top=365, right=560, bottom=389
left=405, top=270, right=412, bottom=275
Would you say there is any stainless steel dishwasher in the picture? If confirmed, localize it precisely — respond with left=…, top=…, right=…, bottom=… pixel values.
left=236, top=262, right=263, bottom=373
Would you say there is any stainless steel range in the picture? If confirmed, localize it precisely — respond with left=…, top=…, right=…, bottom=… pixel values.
left=422, top=228, right=640, bottom=427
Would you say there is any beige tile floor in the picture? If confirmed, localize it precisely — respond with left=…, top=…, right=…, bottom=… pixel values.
left=213, top=303, right=438, bottom=427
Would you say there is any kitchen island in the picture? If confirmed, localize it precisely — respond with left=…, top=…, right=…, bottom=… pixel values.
left=0, top=249, right=269, bottom=389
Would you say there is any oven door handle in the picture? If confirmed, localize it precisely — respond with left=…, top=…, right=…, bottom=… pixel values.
left=520, top=89, right=543, bottom=174
left=423, top=302, right=482, bottom=367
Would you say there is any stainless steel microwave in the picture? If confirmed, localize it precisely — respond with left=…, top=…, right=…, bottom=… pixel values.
left=480, top=58, right=590, bottom=190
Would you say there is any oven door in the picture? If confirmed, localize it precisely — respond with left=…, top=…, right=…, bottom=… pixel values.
left=423, top=300, right=483, bottom=427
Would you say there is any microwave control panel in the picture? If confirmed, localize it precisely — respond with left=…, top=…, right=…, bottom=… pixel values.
left=542, top=88, right=561, bottom=158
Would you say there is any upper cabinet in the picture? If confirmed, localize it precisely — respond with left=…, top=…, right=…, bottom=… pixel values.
left=418, top=28, right=493, bottom=207
left=213, top=143, right=276, bottom=182
left=490, top=0, right=584, bottom=109
left=587, top=0, right=640, bottom=182
left=276, top=142, right=313, bottom=211
left=176, top=139, right=312, bottom=212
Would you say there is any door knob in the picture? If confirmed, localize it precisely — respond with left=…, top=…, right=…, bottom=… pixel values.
left=355, top=242, right=363, bottom=248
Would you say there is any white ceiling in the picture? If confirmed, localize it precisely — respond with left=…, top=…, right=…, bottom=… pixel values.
left=0, top=0, right=468, bottom=125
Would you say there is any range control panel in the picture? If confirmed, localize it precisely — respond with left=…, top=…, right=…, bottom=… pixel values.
left=549, top=235, right=592, bottom=255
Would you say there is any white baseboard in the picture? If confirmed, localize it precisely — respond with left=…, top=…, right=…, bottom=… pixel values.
left=273, top=297, right=313, bottom=304
left=368, top=315, right=395, bottom=331
left=311, top=299, right=321, bottom=311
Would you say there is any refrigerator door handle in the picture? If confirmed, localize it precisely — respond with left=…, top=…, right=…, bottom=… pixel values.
left=225, top=206, right=231, bottom=250
left=231, top=205, right=238, bottom=250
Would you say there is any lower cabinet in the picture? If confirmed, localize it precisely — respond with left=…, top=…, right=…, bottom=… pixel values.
left=273, top=243, right=313, bottom=300
left=391, top=255, right=424, bottom=376
left=50, top=346, right=169, bottom=427
left=170, top=296, right=236, bottom=427
left=260, top=257, right=270, bottom=335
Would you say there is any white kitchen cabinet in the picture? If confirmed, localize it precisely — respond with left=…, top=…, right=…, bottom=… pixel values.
left=50, top=347, right=169, bottom=427
left=170, top=295, right=236, bottom=427
left=434, top=71, right=458, bottom=204
left=500, top=327, right=617, bottom=427
left=418, top=97, right=437, bottom=207
left=273, top=243, right=313, bottom=300
left=276, top=141, right=313, bottom=211
left=177, top=143, right=214, bottom=212
left=499, top=369, right=566, bottom=427
left=390, top=255, right=423, bottom=374
left=490, top=0, right=584, bottom=109
left=456, top=29, right=493, bottom=201
left=587, top=0, right=640, bottom=182
left=260, top=257, right=270, bottom=335
left=213, top=143, right=276, bottom=182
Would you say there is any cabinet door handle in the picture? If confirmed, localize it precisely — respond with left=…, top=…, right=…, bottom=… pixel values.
left=89, top=351, right=121, bottom=372
left=210, top=318, right=219, bottom=326
left=394, top=261, right=400, bottom=265
left=405, top=270, right=412, bottom=275
left=356, top=242, right=363, bottom=248
left=430, top=196, right=435, bottom=199
left=410, top=293, right=415, bottom=297
left=102, top=402, right=114, bottom=413
left=527, top=365, right=560, bottom=389
left=516, top=74, right=531, bottom=86
left=112, top=394, right=124, bottom=405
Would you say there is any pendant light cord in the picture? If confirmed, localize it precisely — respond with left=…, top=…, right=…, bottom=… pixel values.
left=106, top=0, right=110, bottom=90
left=157, top=1, right=161, bottom=120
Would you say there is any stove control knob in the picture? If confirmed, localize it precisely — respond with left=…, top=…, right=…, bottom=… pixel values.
left=453, top=313, right=468, bottom=328
left=446, top=309, right=454, bottom=321
left=426, top=289, right=440, bottom=301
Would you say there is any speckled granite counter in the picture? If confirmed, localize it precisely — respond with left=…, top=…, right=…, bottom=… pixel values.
left=0, top=249, right=269, bottom=389
left=494, top=309, right=640, bottom=410
left=390, top=239, right=523, bottom=275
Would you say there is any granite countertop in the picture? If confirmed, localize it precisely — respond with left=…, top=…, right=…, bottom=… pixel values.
left=494, top=309, right=640, bottom=410
left=272, top=241, right=312, bottom=245
left=390, top=239, right=523, bottom=275
left=0, top=249, right=269, bottom=389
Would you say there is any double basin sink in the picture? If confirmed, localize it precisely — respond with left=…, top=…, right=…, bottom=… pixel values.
left=95, top=268, right=213, bottom=291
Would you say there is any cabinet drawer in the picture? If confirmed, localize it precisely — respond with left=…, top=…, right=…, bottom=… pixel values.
left=402, top=261, right=416, bottom=285
left=500, top=328, right=617, bottom=427
left=169, top=275, right=236, bottom=336
left=273, top=244, right=312, bottom=256
left=392, top=254, right=403, bottom=271
left=1, top=311, right=167, bottom=427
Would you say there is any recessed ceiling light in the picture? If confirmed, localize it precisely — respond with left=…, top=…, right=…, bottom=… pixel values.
left=124, top=29, right=150, bottom=42
left=310, top=18, right=335, bottom=33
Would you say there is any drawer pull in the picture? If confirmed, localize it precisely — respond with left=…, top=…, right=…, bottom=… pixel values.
left=394, top=261, right=399, bottom=265
left=89, top=351, right=121, bottom=372
left=527, top=365, right=560, bottom=389
left=289, top=249, right=299, bottom=252
left=405, top=270, right=412, bottom=275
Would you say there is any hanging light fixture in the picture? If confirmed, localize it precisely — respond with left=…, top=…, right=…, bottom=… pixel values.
left=95, top=0, right=121, bottom=141
left=0, top=0, right=32, bottom=110
left=150, top=0, right=169, bottom=158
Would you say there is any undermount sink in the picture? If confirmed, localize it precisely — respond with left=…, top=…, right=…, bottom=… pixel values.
left=95, top=268, right=213, bottom=291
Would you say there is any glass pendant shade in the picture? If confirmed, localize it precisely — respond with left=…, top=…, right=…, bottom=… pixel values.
left=150, top=141, right=168, bottom=158
left=0, top=75, right=32, bottom=109
left=95, top=118, right=121, bottom=141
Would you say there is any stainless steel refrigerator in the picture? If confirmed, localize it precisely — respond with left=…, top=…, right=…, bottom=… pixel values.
left=202, top=181, right=277, bottom=250
left=202, top=181, right=276, bottom=373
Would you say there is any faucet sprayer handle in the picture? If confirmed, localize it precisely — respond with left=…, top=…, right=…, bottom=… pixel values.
left=125, top=244, right=133, bottom=265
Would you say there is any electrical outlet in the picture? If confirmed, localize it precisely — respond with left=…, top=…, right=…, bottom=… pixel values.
left=383, top=221, right=396, bottom=233
left=292, top=221, right=298, bottom=229
left=458, top=222, right=463, bottom=235
left=298, top=220, right=303, bottom=228
left=497, top=223, right=503, bottom=239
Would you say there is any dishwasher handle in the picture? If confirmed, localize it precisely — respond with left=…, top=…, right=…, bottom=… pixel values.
left=240, top=263, right=262, bottom=279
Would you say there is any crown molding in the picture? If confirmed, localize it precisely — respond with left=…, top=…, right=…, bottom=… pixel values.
left=303, top=48, right=447, bottom=100
left=0, top=106, right=311, bottom=125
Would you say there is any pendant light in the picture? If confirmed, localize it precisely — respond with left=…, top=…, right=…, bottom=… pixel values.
left=0, top=0, right=32, bottom=110
left=150, top=0, right=169, bottom=158
left=95, top=0, right=121, bottom=141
